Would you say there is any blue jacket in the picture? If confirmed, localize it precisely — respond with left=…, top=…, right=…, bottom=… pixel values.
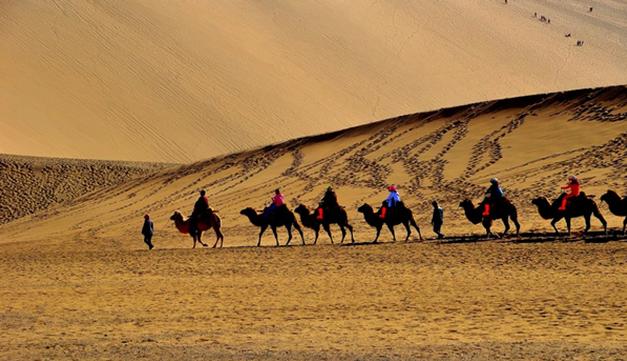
left=385, top=191, right=401, bottom=207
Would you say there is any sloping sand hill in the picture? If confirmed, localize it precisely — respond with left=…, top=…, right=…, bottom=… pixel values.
left=1, top=86, right=625, bottom=247
left=2, top=0, right=627, bottom=162
left=0, top=87, right=625, bottom=360
left=0, top=154, right=172, bottom=224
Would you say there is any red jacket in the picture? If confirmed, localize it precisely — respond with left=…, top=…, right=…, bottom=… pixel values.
left=561, top=183, right=580, bottom=196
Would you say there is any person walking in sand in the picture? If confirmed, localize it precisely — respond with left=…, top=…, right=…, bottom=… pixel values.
left=431, top=201, right=444, bottom=239
left=142, top=214, right=154, bottom=250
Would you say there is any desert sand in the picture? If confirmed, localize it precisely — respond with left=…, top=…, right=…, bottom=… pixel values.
left=2, top=0, right=627, bottom=162
left=0, top=86, right=625, bottom=360
left=1, top=86, right=625, bottom=247
left=1, top=1, right=627, bottom=359
left=0, top=242, right=625, bottom=360
left=0, top=154, right=171, bottom=224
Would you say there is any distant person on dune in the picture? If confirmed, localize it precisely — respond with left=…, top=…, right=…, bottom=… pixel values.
left=431, top=201, right=444, bottom=239
left=559, top=175, right=580, bottom=211
left=380, top=185, right=401, bottom=219
left=190, top=190, right=209, bottom=236
left=316, top=186, right=338, bottom=221
left=142, top=214, right=154, bottom=250
left=482, top=178, right=505, bottom=217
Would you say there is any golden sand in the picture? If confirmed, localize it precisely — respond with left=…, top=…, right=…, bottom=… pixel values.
left=1, top=0, right=626, bottom=162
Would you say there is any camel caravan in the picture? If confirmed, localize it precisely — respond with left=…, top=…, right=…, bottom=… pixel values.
left=167, top=176, right=626, bottom=248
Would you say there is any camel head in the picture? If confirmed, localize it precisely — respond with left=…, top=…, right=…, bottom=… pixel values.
left=357, top=203, right=373, bottom=214
left=459, top=199, right=474, bottom=209
left=240, top=207, right=257, bottom=216
left=294, top=204, right=310, bottom=215
left=531, top=197, right=548, bottom=208
left=170, top=211, right=184, bottom=222
left=600, top=190, right=618, bottom=204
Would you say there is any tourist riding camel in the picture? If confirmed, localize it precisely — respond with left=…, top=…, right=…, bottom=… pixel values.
left=380, top=185, right=401, bottom=219
left=264, top=189, right=286, bottom=220
left=190, top=190, right=209, bottom=236
left=482, top=178, right=505, bottom=217
left=316, top=186, right=339, bottom=221
left=559, top=175, right=580, bottom=211
left=170, top=209, right=224, bottom=248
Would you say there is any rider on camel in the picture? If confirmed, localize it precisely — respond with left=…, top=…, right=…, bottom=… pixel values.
left=380, top=185, right=401, bottom=219
left=264, top=188, right=286, bottom=219
left=559, top=175, right=580, bottom=211
left=316, top=186, right=338, bottom=221
left=190, top=190, right=209, bottom=235
left=482, top=178, right=504, bottom=217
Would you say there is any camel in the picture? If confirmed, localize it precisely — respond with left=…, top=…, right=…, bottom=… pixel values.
left=600, top=190, right=626, bottom=234
left=240, top=206, right=304, bottom=247
left=357, top=203, right=422, bottom=243
left=531, top=193, right=607, bottom=235
left=170, top=210, right=224, bottom=248
left=294, top=204, right=355, bottom=245
left=459, top=199, right=520, bottom=237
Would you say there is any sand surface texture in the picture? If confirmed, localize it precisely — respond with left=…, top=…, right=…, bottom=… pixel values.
left=0, top=242, right=625, bottom=360
left=0, top=154, right=171, bottom=224
left=0, top=87, right=625, bottom=360
left=1, top=86, right=625, bottom=248
left=2, top=0, right=627, bottom=162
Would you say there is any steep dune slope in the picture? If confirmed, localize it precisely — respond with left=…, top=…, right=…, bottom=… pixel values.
left=1, top=0, right=626, bottom=162
left=1, top=86, right=625, bottom=247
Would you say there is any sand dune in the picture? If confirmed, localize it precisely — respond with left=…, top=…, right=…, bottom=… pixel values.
left=1, top=0, right=627, bottom=162
left=0, top=86, right=625, bottom=360
left=0, top=154, right=171, bottom=224
left=1, top=86, right=625, bottom=248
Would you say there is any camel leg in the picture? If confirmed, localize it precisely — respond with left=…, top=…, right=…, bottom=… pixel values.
left=313, top=227, right=319, bottom=245
left=402, top=220, right=411, bottom=241
left=583, top=214, right=591, bottom=234
left=623, top=217, right=626, bottom=235
left=293, top=221, right=305, bottom=245
left=285, top=224, right=293, bottom=246
left=410, top=218, right=422, bottom=241
left=483, top=218, right=493, bottom=238
left=373, top=226, right=382, bottom=243
left=192, top=234, right=196, bottom=249
left=257, top=225, right=268, bottom=247
left=387, top=223, right=397, bottom=242
left=511, top=214, right=521, bottom=236
left=591, top=207, right=607, bottom=234
left=346, top=223, right=355, bottom=243
left=551, top=217, right=561, bottom=235
left=270, top=225, right=280, bottom=246
left=502, top=217, right=510, bottom=237
left=198, top=232, right=208, bottom=247
left=565, top=217, right=572, bottom=235
left=215, top=228, right=224, bottom=248
left=323, top=223, right=334, bottom=244
left=339, top=225, right=347, bottom=244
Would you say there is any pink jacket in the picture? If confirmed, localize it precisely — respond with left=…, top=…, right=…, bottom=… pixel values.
left=272, top=194, right=285, bottom=206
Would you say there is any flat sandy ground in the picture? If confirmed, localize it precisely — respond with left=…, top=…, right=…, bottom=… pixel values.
left=0, top=240, right=625, bottom=360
